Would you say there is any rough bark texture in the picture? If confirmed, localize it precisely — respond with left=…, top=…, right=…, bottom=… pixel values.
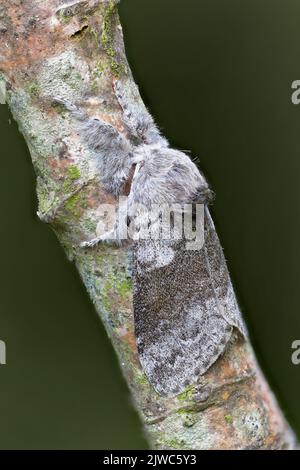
left=0, top=0, right=296, bottom=449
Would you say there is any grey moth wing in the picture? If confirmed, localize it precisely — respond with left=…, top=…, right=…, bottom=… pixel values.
left=132, top=208, right=247, bottom=397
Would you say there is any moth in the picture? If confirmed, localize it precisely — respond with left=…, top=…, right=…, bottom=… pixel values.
left=54, top=79, right=246, bottom=396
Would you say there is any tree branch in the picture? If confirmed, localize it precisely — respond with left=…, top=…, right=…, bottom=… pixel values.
left=0, top=0, right=296, bottom=449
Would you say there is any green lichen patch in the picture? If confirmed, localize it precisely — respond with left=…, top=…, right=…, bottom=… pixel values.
left=63, top=70, right=84, bottom=91
left=57, top=12, right=72, bottom=24
left=115, top=277, right=132, bottom=297
left=63, top=166, right=82, bottom=193
left=101, top=0, right=124, bottom=76
left=84, top=217, right=98, bottom=234
left=100, top=271, right=132, bottom=312
left=177, top=386, right=195, bottom=402
left=135, top=369, right=149, bottom=387
left=64, top=191, right=87, bottom=218
left=91, top=62, right=105, bottom=91
left=102, top=0, right=117, bottom=49
left=182, top=413, right=197, bottom=428
left=225, top=414, right=233, bottom=424
left=67, top=165, right=81, bottom=180
left=28, top=82, right=40, bottom=98
left=93, top=62, right=105, bottom=77
left=166, top=438, right=187, bottom=449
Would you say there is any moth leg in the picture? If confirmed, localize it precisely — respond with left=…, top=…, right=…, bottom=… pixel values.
left=80, top=197, right=131, bottom=248
left=54, top=96, right=130, bottom=154
left=113, top=80, right=138, bottom=135
left=80, top=230, right=118, bottom=248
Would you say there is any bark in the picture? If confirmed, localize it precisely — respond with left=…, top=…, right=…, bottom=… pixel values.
left=0, top=0, right=296, bottom=449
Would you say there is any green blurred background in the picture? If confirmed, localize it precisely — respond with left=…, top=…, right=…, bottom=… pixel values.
left=0, top=0, right=299, bottom=449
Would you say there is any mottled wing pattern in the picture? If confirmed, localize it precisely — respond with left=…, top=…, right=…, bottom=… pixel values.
left=133, top=209, right=246, bottom=397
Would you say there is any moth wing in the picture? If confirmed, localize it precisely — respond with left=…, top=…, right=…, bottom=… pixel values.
left=133, top=209, right=246, bottom=397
